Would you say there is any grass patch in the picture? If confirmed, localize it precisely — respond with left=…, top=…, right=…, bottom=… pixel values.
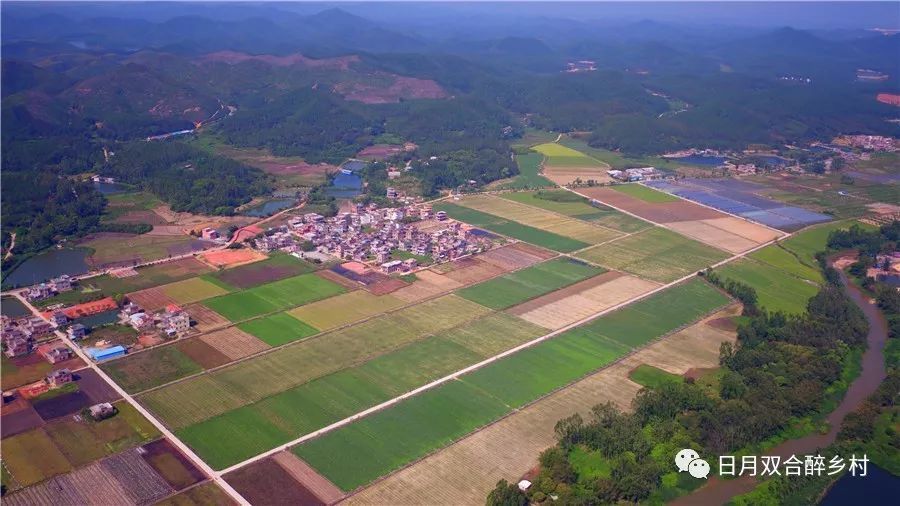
left=750, top=243, right=823, bottom=283
left=162, top=277, right=231, bottom=304
left=434, top=203, right=588, bottom=252
left=629, top=364, right=683, bottom=389
left=202, top=273, right=346, bottom=322
left=610, top=183, right=680, bottom=203
left=238, top=312, right=319, bottom=347
left=569, top=445, right=612, bottom=482
left=457, top=257, right=603, bottom=309
left=499, top=153, right=554, bottom=189
left=1, top=428, right=72, bottom=487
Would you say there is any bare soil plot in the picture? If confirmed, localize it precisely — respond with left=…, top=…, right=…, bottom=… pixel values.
left=175, top=338, right=232, bottom=370
left=287, top=290, right=406, bottom=331
left=478, top=243, right=554, bottom=271
left=544, top=169, right=614, bottom=186
left=74, top=368, right=121, bottom=404
left=665, top=220, right=760, bottom=254
left=0, top=405, right=44, bottom=438
left=33, top=391, right=92, bottom=421
left=344, top=305, right=739, bottom=506
left=442, top=257, right=507, bottom=285
left=273, top=451, right=345, bottom=505
left=225, top=458, right=326, bottom=506
left=183, top=304, right=230, bottom=332
left=704, top=217, right=782, bottom=243
left=212, top=254, right=314, bottom=289
left=392, top=270, right=464, bottom=302
left=102, top=448, right=175, bottom=505
left=366, top=277, right=409, bottom=295
left=356, top=144, right=407, bottom=160
left=199, top=248, right=266, bottom=268
left=578, top=187, right=726, bottom=223
left=127, top=286, right=178, bottom=312
left=198, top=327, right=270, bottom=361
left=155, top=481, right=238, bottom=506
left=508, top=273, right=660, bottom=330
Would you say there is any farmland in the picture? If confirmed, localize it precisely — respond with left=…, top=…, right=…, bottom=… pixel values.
left=161, top=277, right=231, bottom=304
left=238, top=312, right=319, bottom=346
left=293, top=279, right=728, bottom=491
left=453, top=194, right=622, bottom=244
left=532, top=142, right=606, bottom=168
left=433, top=203, right=589, bottom=252
left=749, top=243, right=823, bottom=283
left=202, top=273, right=346, bottom=321
left=576, top=227, right=728, bottom=282
left=500, top=190, right=650, bottom=233
left=89, top=257, right=215, bottom=295
left=209, top=253, right=315, bottom=289
left=717, top=258, right=819, bottom=314
left=610, top=183, right=680, bottom=203
left=497, top=152, right=554, bottom=189
left=457, top=257, right=603, bottom=309
left=287, top=290, right=407, bottom=331
left=102, top=345, right=203, bottom=393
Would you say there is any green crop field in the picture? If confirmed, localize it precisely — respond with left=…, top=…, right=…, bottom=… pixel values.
left=532, top=143, right=607, bottom=168
left=457, top=257, right=603, bottom=309
left=610, top=183, right=680, bottom=203
left=202, top=273, right=346, bottom=322
left=288, top=290, right=406, bottom=331
left=175, top=312, right=545, bottom=469
left=576, top=227, right=728, bottom=283
left=293, top=380, right=509, bottom=491
left=779, top=220, right=875, bottom=268
left=162, top=277, right=231, bottom=304
left=750, top=244, right=823, bottom=283
left=101, top=345, right=203, bottom=393
left=292, top=279, right=727, bottom=490
left=238, top=312, right=319, bottom=347
left=629, top=365, right=682, bottom=389
left=717, top=258, right=819, bottom=314
left=499, top=153, right=554, bottom=189
left=559, top=138, right=686, bottom=171
left=141, top=295, right=491, bottom=430
left=500, top=191, right=651, bottom=233
left=433, top=203, right=589, bottom=252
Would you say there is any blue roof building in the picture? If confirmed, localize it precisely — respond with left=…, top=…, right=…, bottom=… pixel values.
left=86, top=346, right=126, bottom=362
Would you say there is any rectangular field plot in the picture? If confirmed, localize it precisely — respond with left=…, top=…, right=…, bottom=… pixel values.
left=238, top=312, right=319, bottom=347
left=90, top=257, right=214, bottom=295
left=101, top=346, right=203, bottom=393
left=202, top=273, right=346, bottom=322
left=391, top=269, right=463, bottom=303
left=532, top=142, right=609, bottom=170
left=453, top=194, right=622, bottom=244
left=140, top=296, right=491, bottom=431
left=477, top=242, right=555, bottom=270
left=288, top=290, right=406, bottom=331
left=198, top=327, right=271, bottom=361
left=457, top=257, right=603, bottom=309
left=501, top=191, right=650, bottom=233
left=509, top=273, right=660, bottom=330
left=433, top=203, right=589, bottom=253
left=211, top=253, right=315, bottom=289
left=610, top=183, right=680, bottom=203
left=778, top=220, right=874, bottom=268
left=293, top=279, right=727, bottom=491
left=750, top=244, right=823, bottom=283
left=664, top=220, right=762, bottom=254
left=161, top=277, right=230, bottom=304
left=576, top=227, right=728, bottom=282
left=175, top=313, right=544, bottom=469
left=717, top=258, right=819, bottom=314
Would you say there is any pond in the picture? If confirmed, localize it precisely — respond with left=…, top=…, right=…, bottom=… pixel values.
left=75, top=309, right=120, bottom=329
left=1, top=297, right=32, bottom=318
left=4, top=248, right=92, bottom=288
left=325, top=171, right=363, bottom=198
left=241, top=198, right=296, bottom=217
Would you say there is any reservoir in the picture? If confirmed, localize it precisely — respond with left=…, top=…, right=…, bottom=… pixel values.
left=325, top=171, right=363, bottom=198
left=93, top=182, right=129, bottom=195
left=3, top=248, right=91, bottom=288
left=821, top=465, right=900, bottom=505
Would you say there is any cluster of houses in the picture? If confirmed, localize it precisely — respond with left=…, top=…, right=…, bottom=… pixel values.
left=120, top=302, right=191, bottom=338
left=833, top=135, right=897, bottom=152
left=607, top=167, right=663, bottom=182
left=2, top=314, right=54, bottom=358
left=253, top=201, right=493, bottom=272
left=24, top=275, right=73, bottom=301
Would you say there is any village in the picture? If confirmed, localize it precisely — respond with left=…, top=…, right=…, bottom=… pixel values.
left=253, top=187, right=498, bottom=275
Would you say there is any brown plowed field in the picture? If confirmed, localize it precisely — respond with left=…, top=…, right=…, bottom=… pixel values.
left=174, top=338, right=231, bottom=370
left=316, top=269, right=363, bottom=290
left=665, top=221, right=760, bottom=254
left=199, top=249, right=266, bottom=268
left=127, top=287, right=178, bottom=312
left=508, top=273, right=660, bottom=330
left=183, top=304, right=230, bottom=332
left=392, top=270, right=463, bottom=303
left=344, top=305, right=740, bottom=506
left=442, top=258, right=507, bottom=285
left=198, top=327, right=270, bottom=361
left=225, top=458, right=326, bottom=506
left=273, top=451, right=345, bottom=505
left=544, top=168, right=613, bottom=186
left=140, top=439, right=205, bottom=491
left=366, top=278, right=409, bottom=295
left=75, top=368, right=121, bottom=404
left=578, top=187, right=725, bottom=222
left=478, top=243, right=554, bottom=271
left=0, top=405, right=44, bottom=438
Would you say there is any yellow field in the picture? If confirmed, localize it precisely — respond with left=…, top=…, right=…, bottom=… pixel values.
left=664, top=217, right=782, bottom=254
left=454, top=194, right=621, bottom=244
left=161, top=277, right=230, bottom=304
left=198, top=327, right=270, bottom=361
left=344, top=305, right=740, bottom=506
left=287, top=290, right=406, bottom=331
left=392, top=270, right=464, bottom=302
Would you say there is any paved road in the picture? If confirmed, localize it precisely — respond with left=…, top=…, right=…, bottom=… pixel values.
left=10, top=291, right=251, bottom=506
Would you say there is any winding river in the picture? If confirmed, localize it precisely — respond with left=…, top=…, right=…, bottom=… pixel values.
left=673, top=268, right=889, bottom=505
